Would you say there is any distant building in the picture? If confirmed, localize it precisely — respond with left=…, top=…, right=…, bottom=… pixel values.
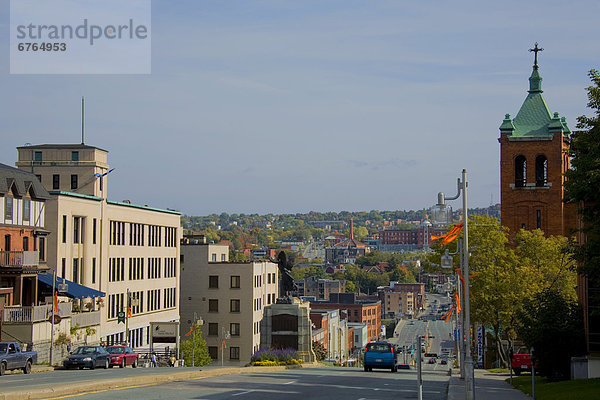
left=309, top=293, right=381, bottom=342
left=378, top=221, right=445, bottom=251
left=293, top=276, right=346, bottom=300
left=325, top=219, right=369, bottom=265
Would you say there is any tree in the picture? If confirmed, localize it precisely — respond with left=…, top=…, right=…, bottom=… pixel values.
left=180, top=328, right=212, bottom=367
left=564, top=69, right=600, bottom=300
left=514, top=229, right=577, bottom=302
left=345, top=280, right=357, bottom=293
left=466, top=216, right=525, bottom=367
left=517, top=288, right=585, bottom=381
left=354, top=226, right=368, bottom=242
left=312, top=341, right=327, bottom=361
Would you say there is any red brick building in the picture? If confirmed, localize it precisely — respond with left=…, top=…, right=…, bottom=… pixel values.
left=498, top=61, right=576, bottom=239
left=310, top=294, right=381, bottom=342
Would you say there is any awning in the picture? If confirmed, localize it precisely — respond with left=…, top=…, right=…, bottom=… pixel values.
left=37, top=273, right=106, bottom=299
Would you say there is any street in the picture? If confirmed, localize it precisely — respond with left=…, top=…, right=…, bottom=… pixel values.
left=36, top=366, right=450, bottom=400
left=390, top=293, right=454, bottom=369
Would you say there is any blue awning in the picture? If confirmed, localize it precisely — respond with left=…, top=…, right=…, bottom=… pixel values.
left=38, top=273, right=106, bottom=299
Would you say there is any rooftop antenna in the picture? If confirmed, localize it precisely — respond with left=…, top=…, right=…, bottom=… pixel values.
left=81, top=96, right=85, bottom=145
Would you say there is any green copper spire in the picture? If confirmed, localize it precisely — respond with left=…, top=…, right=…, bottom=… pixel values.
left=528, top=68, right=543, bottom=93
left=500, top=44, right=571, bottom=139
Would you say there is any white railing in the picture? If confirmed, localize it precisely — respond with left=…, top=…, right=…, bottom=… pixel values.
left=71, top=311, right=101, bottom=327
left=3, top=303, right=72, bottom=323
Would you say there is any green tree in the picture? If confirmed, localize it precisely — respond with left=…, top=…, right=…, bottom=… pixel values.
left=345, top=280, right=357, bottom=293
left=180, top=328, right=212, bottom=367
left=514, top=229, right=577, bottom=301
left=564, top=70, right=600, bottom=321
left=354, top=226, right=368, bottom=242
left=517, top=288, right=585, bottom=381
left=230, top=251, right=249, bottom=262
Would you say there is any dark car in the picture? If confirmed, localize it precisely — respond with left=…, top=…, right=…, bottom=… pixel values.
left=63, top=346, right=110, bottom=370
left=105, top=345, right=139, bottom=368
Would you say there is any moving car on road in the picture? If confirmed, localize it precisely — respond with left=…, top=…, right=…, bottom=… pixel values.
left=363, top=342, right=397, bottom=372
left=63, top=346, right=110, bottom=370
left=105, top=345, right=139, bottom=368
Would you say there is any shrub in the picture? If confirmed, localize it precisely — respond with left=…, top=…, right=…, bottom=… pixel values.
left=251, top=348, right=299, bottom=364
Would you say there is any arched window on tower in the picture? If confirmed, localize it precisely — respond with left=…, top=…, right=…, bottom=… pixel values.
left=536, top=155, right=548, bottom=187
left=515, top=155, right=526, bottom=187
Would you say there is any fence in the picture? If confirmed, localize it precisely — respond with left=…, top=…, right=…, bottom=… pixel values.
left=3, top=303, right=72, bottom=323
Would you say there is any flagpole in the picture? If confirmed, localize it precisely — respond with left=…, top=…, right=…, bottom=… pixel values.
left=125, top=289, right=129, bottom=346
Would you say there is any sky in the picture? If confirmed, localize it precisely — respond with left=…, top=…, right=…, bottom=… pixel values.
left=1, top=0, right=598, bottom=216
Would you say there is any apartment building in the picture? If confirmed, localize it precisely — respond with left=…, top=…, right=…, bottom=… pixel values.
left=293, top=276, right=346, bottom=300
left=15, top=144, right=180, bottom=350
left=378, top=286, right=415, bottom=319
left=180, top=235, right=278, bottom=365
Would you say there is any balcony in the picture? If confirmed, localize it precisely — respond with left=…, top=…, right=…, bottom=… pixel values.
left=0, top=251, right=39, bottom=267
left=71, top=310, right=101, bottom=327
left=3, top=303, right=72, bottom=324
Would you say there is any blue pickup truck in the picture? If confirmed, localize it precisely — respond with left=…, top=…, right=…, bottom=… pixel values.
left=0, top=342, right=38, bottom=375
left=363, top=342, right=397, bottom=372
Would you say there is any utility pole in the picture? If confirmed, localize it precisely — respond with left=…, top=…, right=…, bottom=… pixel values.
left=461, top=169, right=475, bottom=400
left=125, top=289, right=130, bottom=346
left=49, top=271, right=56, bottom=366
left=416, top=335, right=423, bottom=400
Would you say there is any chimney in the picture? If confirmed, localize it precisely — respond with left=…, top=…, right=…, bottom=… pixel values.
left=350, top=218, right=354, bottom=240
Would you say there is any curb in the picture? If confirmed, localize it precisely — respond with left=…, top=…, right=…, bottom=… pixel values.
left=0, top=363, right=321, bottom=400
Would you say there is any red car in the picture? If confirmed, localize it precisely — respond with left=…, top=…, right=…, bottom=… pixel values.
left=105, top=345, right=139, bottom=368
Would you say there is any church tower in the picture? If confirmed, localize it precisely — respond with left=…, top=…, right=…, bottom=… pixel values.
left=499, top=44, right=575, bottom=238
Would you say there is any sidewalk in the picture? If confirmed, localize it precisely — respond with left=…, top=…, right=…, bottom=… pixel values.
left=448, top=369, right=531, bottom=400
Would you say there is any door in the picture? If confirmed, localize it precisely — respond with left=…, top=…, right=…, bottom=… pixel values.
left=3, top=235, right=10, bottom=265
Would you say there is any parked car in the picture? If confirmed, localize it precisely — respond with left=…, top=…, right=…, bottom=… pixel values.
left=363, top=342, right=397, bottom=373
left=0, top=342, right=37, bottom=376
left=511, top=346, right=535, bottom=376
left=105, top=345, right=139, bottom=368
left=63, top=346, right=110, bottom=370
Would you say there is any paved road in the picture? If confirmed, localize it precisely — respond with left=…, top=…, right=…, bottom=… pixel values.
left=39, top=366, right=450, bottom=400
left=0, top=365, right=205, bottom=393
left=390, top=293, right=453, bottom=370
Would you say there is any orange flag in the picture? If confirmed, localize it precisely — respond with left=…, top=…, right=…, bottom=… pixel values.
left=455, top=292, right=461, bottom=315
left=431, top=223, right=463, bottom=244
left=220, top=339, right=227, bottom=350
left=128, top=306, right=132, bottom=318
left=54, top=290, right=59, bottom=313
left=444, top=306, right=454, bottom=323
left=184, top=326, right=194, bottom=337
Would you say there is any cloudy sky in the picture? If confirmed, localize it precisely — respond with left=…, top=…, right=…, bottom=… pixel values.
left=1, top=0, right=598, bottom=215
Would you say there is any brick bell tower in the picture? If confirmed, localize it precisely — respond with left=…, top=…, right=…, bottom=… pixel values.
left=499, top=44, right=575, bottom=238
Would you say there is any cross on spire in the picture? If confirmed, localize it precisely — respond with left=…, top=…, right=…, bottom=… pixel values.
left=529, top=42, right=543, bottom=69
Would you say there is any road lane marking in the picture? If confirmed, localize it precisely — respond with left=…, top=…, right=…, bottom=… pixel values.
left=232, top=390, right=254, bottom=396
left=283, top=380, right=296, bottom=385
left=41, top=382, right=159, bottom=399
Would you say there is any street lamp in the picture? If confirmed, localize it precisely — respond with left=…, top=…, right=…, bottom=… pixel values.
left=432, top=169, right=474, bottom=400
left=192, top=312, right=203, bottom=367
